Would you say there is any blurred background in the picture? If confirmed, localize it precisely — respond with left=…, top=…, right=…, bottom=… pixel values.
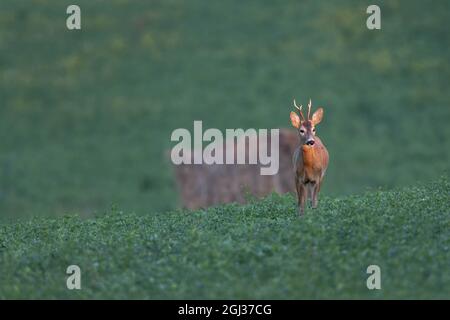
left=0, top=0, right=448, bottom=221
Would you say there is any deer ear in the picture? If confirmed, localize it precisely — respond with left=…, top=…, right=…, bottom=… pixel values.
left=290, top=111, right=301, bottom=128
left=311, top=108, right=323, bottom=125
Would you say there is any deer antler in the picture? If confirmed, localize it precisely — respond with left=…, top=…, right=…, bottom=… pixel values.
left=307, top=99, right=312, bottom=120
left=293, top=99, right=305, bottom=121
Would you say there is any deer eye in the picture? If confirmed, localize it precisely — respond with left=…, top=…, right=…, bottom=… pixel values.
left=299, top=129, right=305, bottom=134
left=312, top=128, right=316, bottom=132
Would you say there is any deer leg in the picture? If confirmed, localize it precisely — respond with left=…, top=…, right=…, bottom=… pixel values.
left=308, top=183, right=314, bottom=208
left=312, top=182, right=320, bottom=209
left=298, top=185, right=306, bottom=216
left=294, top=176, right=304, bottom=216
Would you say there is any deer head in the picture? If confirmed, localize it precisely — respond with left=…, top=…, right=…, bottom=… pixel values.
left=290, top=99, right=324, bottom=146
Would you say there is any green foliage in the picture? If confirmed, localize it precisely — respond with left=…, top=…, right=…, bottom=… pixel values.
left=0, top=1, right=449, bottom=220
left=0, top=178, right=448, bottom=299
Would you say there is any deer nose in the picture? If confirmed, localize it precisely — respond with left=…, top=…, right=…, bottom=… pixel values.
left=306, top=139, right=315, bottom=146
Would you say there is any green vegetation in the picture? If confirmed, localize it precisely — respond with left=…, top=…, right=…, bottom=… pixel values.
left=0, top=1, right=449, bottom=220
left=0, top=178, right=448, bottom=299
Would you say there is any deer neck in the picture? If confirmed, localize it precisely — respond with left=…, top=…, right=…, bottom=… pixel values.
left=301, top=144, right=316, bottom=166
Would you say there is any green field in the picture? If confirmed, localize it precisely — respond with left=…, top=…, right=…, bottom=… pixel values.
left=0, top=0, right=449, bottom=220
left=0, top=178, right=448, bottom=299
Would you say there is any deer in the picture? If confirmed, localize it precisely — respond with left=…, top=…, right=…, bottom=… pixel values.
left=290, top=99, right=329, bottom=216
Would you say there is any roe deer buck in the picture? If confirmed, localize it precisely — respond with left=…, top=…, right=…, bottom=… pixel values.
left=290, top=99, right=329, bottom=216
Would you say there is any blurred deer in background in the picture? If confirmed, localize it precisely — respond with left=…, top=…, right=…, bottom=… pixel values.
left=290, top=99, right=329, bottom=216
